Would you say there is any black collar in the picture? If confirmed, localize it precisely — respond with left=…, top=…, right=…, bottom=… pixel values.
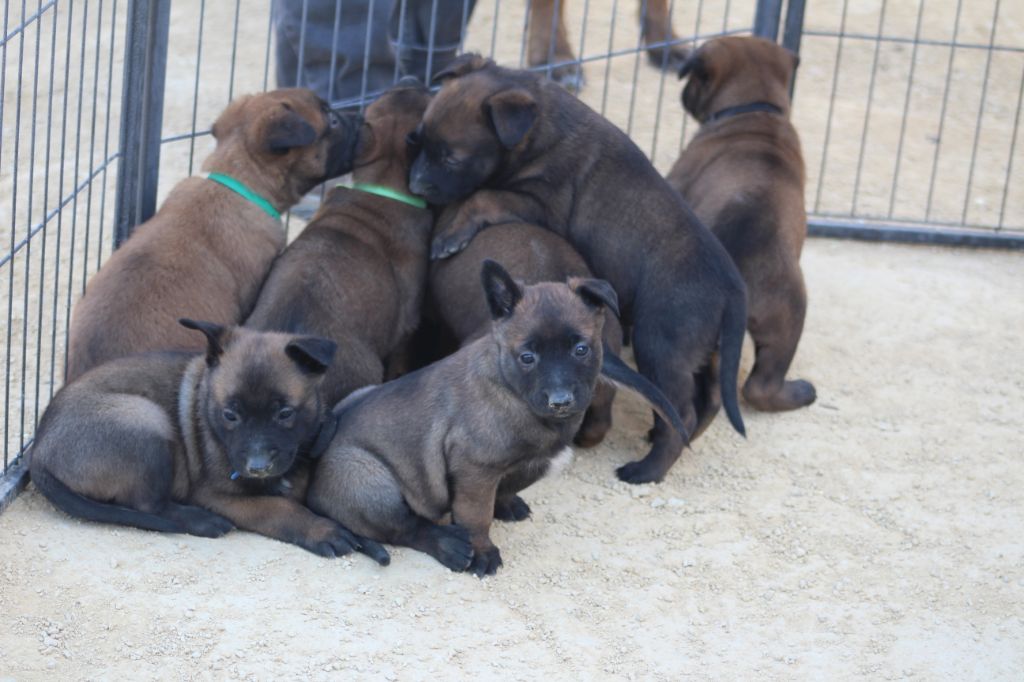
left=305, top=411, right=340, bottom=460
left=706, top=101, right=784, bottom=123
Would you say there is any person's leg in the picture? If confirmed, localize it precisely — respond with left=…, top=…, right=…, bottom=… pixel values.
left=389, top=0, right=478, bottom=83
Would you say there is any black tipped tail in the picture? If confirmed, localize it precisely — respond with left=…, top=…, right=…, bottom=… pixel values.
left=600, top=347, right=690, bottom=444
left=31, top=466, right=183, bottom=533
left=719, top=289, right=747, bottom=437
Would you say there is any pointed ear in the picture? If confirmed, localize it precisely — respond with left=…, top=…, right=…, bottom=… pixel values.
left=481, top=259, right=523, bottom=320
left=432, top=53, right=492, bottom=84
left=484, top=89, right=538, bottom=149
left=179, top=318, right=228, bottom=367
left=285, top=336, right=337, bottom=376
left=264, top=106, right=317, bottom=154
left=570, top=277, right=620, bottom=318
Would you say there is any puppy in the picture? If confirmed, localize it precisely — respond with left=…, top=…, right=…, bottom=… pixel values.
left=31, top=321, right=386, bottom=562
left=66, top=89, right=362, bottom=382
left=309, top=260, right=686, bottom=576
left=245, top=80, right=434, bottom=406
left=430, top=222, right=624, bottom=447
left=410, top=55, right=747, bottom=484
left=668, top=36, right=815, bottom=412
left=527, top=0, right=687, bottom=89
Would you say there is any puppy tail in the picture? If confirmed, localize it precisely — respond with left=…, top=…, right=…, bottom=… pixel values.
left=719, top=288, right=747, bottom=437
left=31, top=466, right=184, bottom=534
left=600, top=347, right=690, bottom=444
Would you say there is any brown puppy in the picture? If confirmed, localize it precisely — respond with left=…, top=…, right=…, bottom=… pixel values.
left=430, top=222, right=623, bottom=447
left=309, top=261, right=684, bottom=576
left=245, top=80, right=434, bottom=406
left=66, top=89, right=362, bottom=382
left=667, top=36, right=815, bottom=412
left=527, top=0, right=687, bottom=89
left=31, top=321, right=387, bottom=562
left=409, top=55, right=747, bottom=485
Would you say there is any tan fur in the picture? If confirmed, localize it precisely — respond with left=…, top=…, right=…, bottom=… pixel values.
left=667, top=36, right=815, bottom=413
left=66, top=89, right=359, bottom=382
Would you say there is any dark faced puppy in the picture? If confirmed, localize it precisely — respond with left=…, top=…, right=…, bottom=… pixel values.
left=66, top=89, right=361, bottom=382
left=31, top=322, right=385, bottom=562
left=410, top=55, right=747, bottom=484
left=245, top=80, right=434, bottom=405
left=430, top=222, right=624, bottom=448
left=668, top=36, right=815, bottom=412
left=308, top=262, right=617, bottom=576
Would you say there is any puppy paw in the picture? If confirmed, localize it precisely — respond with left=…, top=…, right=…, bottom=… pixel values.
left=548, top=62, right=585, bottom=93
left=357, top=536, right=392, bottom=566
left=468, top=546, right=503, bottom=577
left=615, top=461, right=666, bottom=485
left=430, top=230, right=476, bottom=260
left=493, top=495, right=531, bottom=522
left=430, top=523, right=474, bottom=572
left=786, top=379, right=817, bottom=408
left=305, top=520, right=361, bottom=558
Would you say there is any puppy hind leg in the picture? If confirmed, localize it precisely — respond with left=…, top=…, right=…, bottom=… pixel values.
left=618, top=330, right=698, bottom=484
left=743, top=280, right=816, bottom=412
left=638, top=0, right=687, bottom=71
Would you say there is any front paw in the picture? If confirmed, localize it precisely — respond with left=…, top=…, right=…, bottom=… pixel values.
left=430, top=226, right=478, bottom=260
left=304, top=519, right=361, bottom=558
left=468, top=546, right=503, bottom=577
left=616, top=460, right=666, bottom=485
left=494, top=495, right=531, bottom=522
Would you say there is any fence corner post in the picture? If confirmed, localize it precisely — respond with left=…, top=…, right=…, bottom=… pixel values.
left=753, top=0, right=783, bottom=41
left=113, top=0, right=170, bottom=248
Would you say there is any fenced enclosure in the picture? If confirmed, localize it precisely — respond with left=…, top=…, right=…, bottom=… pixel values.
left=2, top=0, right=1022, bottom=510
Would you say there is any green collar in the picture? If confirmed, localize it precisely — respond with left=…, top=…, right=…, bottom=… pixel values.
left=342, top=182, right=428, bottom=209
left=207, top=172, right=281, bottom=220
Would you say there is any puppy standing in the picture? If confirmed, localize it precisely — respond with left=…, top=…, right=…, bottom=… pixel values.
left=31, top=321, right=386, bottom=561
left=245, top=81, right=434, bottom=406
left=410, top=55, right=747, bottom=484
left=66, top=89, right=361, bottom=382
left=310, top=261, right=685, bottom=576
left=667, top=36, right=815, bottom=411
left=430, top=222, right=624, bottom=447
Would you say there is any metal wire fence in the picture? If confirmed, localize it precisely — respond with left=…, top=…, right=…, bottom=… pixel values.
left=1, top=0, right=1022, bottom=509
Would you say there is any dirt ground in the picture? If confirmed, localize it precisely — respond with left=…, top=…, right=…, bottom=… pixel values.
left=2, top=0, right=1024, bottom=680
left=3, top=239, right=1022, bottom=680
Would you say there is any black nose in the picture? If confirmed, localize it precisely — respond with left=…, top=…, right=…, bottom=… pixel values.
left=246, top=449, right=279, bottom=475
left=547, top=390, right=575, bottom=410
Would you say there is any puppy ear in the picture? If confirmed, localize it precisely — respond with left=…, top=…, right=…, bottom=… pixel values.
left=264, top=107, right=318, bottom=154
left=484, top=89, right=538, bottom=149
left=179, top=318, right=228, bottom=367
left=786, top=48, right=801, bottom=72
left=285, top=336, right=337, bottom=376
left=677, top=51, right=703, bottom=80
left=481, top=259, right=523, bottom=320
left=570, top=278, right=620, bottom=318
left=432, top=53, right=492, bottom=84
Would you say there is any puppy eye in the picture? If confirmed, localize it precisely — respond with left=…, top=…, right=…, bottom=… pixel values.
left=574, top=343, right=590, bottom=357
left=222, top=409, right=239, bottom=423
left=405, top=130, right=421, bottom=148
left=443, top=154, right=462, bottom=169
left=328, top=111, right=341, bottom=128
left=519, top=352, right=536, bottom=366
left=277, top=407, right=295, bottom=421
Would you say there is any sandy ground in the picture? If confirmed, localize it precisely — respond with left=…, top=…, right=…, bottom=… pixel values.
left=2, top=0, right=1024, bottom=679
left=2, top=239, right=1023, bottom=680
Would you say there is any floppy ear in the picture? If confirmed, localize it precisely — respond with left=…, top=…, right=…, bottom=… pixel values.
left=432, top=53, right=492, bottom=84
left=484, top=89, right=538, bottom=149
left=787, top=48, right=801, bottom=72
left=481, top=259, right=523, bottom=320
left=179, top=318, right=228, bottom=367
left=285, top=336, right=337, bottom=376
left=570, top=278, right=620, bottom=318
left=677, top=50, right=704, bottom=80
left=264, top=107, right=318, bottom=154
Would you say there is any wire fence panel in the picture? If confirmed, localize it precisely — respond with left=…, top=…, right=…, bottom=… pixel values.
left=2, top=0, right=1023, bottom=508
left=1, top=0, right=124, bottom=509
left=794, top=0, right=1024, bottom=240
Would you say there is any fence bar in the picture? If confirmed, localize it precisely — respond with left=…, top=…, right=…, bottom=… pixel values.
left=0, top=455, right=30, bottom=514
left=781, top=0, right=805, bottom=55
left=753, top=0, right=782, bottom=41
left=112, top=0, right=170, bottom=247
left=808, top=219, right=1024, bottom=250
